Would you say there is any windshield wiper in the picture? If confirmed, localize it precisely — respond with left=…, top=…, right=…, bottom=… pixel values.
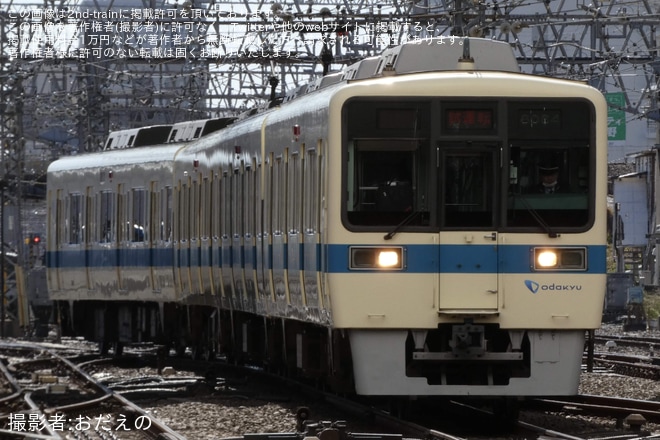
left=384, top=211, right=422, bottom=240
left=512, top=194, right=559, bottom=238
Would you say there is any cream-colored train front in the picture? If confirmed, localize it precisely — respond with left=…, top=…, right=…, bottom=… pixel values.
left=47, top=38, right=607, bottom=397
left=324, top=40, right=606, bottom=396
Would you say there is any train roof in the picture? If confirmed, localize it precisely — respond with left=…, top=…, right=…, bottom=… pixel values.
left=103, top=124, right=172, bottom=150
left=167, top=117, right=235, bottom=143
left=94, top=38, right=521, bottom=152
left=282, top=37, right=518, bottom=101
left=374, top=38, right=519, bottom=75
left=48, top=143, right=184, bottom=173
left=340, top=57, right=380, bottom=81
left=102, top=118, right=235, bottom=151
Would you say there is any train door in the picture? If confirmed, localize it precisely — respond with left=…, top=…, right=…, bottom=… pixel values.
left=302, top=145, right=322, bottom=315
left=50, top=190, right=63, bottom=292
left=438, top=145, right=499, bottom=312
left=85, top=187, right=93, bottom=291
left=190, top=177, right=203, bottom=295
left=271, top=154, right=288, bottom=315
left=149, top=182, right=159, bottom=293
left=231, top=166, right=247, bottom=311
left=243, top=163, right=258, bottom=314
left=287, top=151, right=304, bottom=310
left=97, top=190, right=117, bottom=294
left=174, top=180, right=192, bottom=297
left=255, top=161, right=270, bottom=315
left=211, top=175, right=224, bottom=305
left=199, top=176, right=213, bottom=296
left=220, top=171, right=235, bottom=309
left=116, top=185, right=126, bottom=292
left=154, top=186, right=173, bottom=297
left=258, top=157, right=276, bottom=314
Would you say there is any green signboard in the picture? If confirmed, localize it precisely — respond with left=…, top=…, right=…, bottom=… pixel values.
left=606, top=92, right=626, bottom=141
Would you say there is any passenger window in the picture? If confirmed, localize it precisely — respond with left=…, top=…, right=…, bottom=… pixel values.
left=211, top=176, right=220, bottom=239
left=160, top=186, right=173, bottom=242
left=150, top=183, right=159, bottom=244
left=117, top=186, right=127, bottom=242
left=303, top=148, right=320, bottom=234
left=99, top=191, right=115, bottom=243
left=201, top=177, right=210, bottom=239
left=67, top=193, right=84, bottom=244
left=221, top=172, right=231, bottom=239
left=254, top=163, right=263, bottom=238
left=263, top=159, right=272, bottom=237
left=86, top=189, right=93, bottom=244
left=54, top=190, right=63, bottom=248
left=181, top=183, right=190, bottom=242
left=245, top=164, right=255, bottom=238
left=190, top=180, right=200, bottom=241
left=231, top=169, right=243, bottom=239
left=131, top=188, right=146, bottom=242
left=288, top=152, right=301, bottom=234
left=272, top=157, right=285, bottom=235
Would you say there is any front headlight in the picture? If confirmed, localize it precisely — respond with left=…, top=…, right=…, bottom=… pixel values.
left=350, top=247, right=404, bottom=270
left=537, top=250, right=558, bottom=268
left=377, top=250, right=400, bottom=268
left=533, top=247, right=586, bottom=271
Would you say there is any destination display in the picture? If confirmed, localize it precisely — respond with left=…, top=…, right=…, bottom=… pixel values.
left=445, top=108, right=494, bottom=131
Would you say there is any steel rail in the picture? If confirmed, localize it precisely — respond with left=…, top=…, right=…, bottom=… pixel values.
left=51, top=349, right=188, bottom=440
left=533, top=394, right=660, bottom=424
left=0, top=341, right=189, bottom=440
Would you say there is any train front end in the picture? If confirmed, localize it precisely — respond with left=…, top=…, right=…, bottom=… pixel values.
left=326, top=41, right=607, bottom=397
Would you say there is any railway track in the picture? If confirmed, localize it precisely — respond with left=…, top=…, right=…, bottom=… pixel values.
left=531, top=395, right=660, bottom=425
left=0, top=341, right=186, bottom=439
left=593, top=335, right=660, bottom=350
left=0, top=342, right=467, bottom=440
left=589, top=352, right=660, bottom=380
left=439, top=398, right=660, bottom=440
left=3, top=339, right=660, bottom=440
left=589, top=332, right=660, bottom=380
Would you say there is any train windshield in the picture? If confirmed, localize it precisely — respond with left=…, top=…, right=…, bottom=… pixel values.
left=342, top=98, right=595, bottom=233
left=506, top=146, right=590, bottom=229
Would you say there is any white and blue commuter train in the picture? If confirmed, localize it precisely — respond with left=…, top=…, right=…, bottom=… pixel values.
left=47, top=38, right=607, bottom=398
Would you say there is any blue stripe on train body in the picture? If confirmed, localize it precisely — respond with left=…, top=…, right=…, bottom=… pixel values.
left=47, top=243, right=607, bottom=274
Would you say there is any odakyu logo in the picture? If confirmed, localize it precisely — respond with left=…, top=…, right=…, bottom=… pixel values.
left=524, top=280, right=582, bottom=294
left=524, top=280, right=540, bottom=293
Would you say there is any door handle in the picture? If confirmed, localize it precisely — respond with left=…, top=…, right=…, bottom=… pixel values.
left=484, top=232, right=496, bottom=241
